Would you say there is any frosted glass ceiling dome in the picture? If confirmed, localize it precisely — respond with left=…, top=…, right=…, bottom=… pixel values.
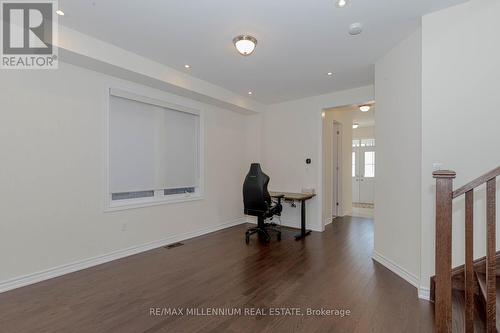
left=233, top=35, right=257, bottom=56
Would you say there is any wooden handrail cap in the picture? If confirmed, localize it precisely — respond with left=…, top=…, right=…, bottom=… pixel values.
left=433, top=170, right=456, bottom=178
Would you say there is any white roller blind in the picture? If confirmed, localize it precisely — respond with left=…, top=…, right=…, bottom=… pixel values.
left=160, top=109, right=199, bottom=189
left=109, top=94, right=199, bottom=194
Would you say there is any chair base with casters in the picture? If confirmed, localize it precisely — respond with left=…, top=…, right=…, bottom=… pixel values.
left=245, top=216, right=282, bottom=244
left=244, top=195, right=283, bottom=244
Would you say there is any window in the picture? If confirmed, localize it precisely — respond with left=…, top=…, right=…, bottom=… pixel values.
left=360, top=138, right=375, bottom=147
left=107, top=89, right=202, bottom=210
left=353, top=139, right=376, bottom=147
left=364, top=151, right=375, bottom=178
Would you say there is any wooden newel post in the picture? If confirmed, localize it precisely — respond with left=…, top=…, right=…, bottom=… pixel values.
left=433, top=170, right=456, bottom=333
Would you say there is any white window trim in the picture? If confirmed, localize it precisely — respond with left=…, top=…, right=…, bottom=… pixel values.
left=104, top=87, right=205, bottom=212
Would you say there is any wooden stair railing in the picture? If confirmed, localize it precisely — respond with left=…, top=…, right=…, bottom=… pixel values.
left=434, top=166, right=500, bottom=333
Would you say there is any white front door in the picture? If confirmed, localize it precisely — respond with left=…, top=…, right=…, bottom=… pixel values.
left=352, top=139, right=375, bottom=204
left=359, top=148, right=375, bottom=203
left=352, top=150, right=360, bottom=203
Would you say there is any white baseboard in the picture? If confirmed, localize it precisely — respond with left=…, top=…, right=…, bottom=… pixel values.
left=372, top=250, right=419, bottom=289
left=418, top=286, right=431, bottom=301
left=0, top=217, right=246, bottom=294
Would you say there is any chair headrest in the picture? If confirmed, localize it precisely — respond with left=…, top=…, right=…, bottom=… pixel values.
left=248, top=163, right=262, bottom=176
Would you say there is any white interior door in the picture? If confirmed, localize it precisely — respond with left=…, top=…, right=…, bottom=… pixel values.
left=352, top=139, right=375, bottom=204
left=332, top=122, right=342, bottom=216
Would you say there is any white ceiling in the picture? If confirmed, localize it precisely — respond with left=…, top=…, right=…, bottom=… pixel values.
left=352, top=105, right=375, bottom=128
left=58, top=0, right=466, bottom=104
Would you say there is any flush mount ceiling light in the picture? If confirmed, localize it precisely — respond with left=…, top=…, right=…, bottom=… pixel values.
left=349, top=23, right=363, bottom=36
left=184, top=64, right=191, bottom=69
left=248, top=91, right=253, bottom=95
left=327, top=72, right=333, bottom=76
left=352, top=123, right=360, bottom=129
left=359, top=105, right=371, bottom=112
left=233, top=35, right=257, bottom=56
left=56, top=9, right=65, bottom=16
left=336, top=0, right=348, bottom=8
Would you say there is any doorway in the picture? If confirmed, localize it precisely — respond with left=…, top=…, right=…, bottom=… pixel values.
left=321, top=102, right=375, bottom=225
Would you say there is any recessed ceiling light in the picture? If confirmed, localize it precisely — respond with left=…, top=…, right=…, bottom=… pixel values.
left=233, top=35, right=257, bottom=56
left=322, top=112, right=326, bottom=118
left=184, top=64, right=191, bottom=69
left=248, top=91, right=253, bottom=95
left=327, top=72, right=333, bottom=76
left=336, top=0, right=348, bottom=8
left=352, top=123, right=360, bottom=129
left=359, top=105, right=371, bottom=112
left=349, top=23, right=363, bottom=36
left=56, top=9, right=65, bottom=16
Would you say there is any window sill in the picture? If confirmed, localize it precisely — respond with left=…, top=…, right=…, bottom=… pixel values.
left=104, top=194, right=203, bottom=212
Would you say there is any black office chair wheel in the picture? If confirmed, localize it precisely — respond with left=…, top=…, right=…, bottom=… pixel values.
left=277, top=232, right=282, bottom=241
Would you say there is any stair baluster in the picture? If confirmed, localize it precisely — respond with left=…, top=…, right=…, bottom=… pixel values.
left=486, top=179, right=496, bottom=332
left=434, top=166, right=500, bottom=332
left=464, top=190, right=474, bottom=333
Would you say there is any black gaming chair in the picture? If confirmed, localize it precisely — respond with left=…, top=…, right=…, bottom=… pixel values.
left=243, top=163, right=283, bottom=243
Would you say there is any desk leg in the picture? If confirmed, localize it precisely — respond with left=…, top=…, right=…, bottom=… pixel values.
left=295, top=200, right=312, bottom=240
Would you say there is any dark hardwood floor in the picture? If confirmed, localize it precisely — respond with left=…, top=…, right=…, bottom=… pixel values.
left=0, top=216, right=434, bottom=333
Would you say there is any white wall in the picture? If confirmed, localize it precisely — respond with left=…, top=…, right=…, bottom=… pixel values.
left=245, top=113, right=264, bottom=166
left=260, top=86, right=374, bottom=231
left=0, top=62, right=251, bottom=287
left=353, top=126, right=375, bottom=139
left=374, top=28, right=422, bottom=287
left=420, top=0, right=500, bottom=290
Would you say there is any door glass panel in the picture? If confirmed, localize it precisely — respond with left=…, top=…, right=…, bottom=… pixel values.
left=364, top=151, right=375, bottom=178
left=360, top=139, right=375, bottom=147
left=352, top=152, right=356, bottom=177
